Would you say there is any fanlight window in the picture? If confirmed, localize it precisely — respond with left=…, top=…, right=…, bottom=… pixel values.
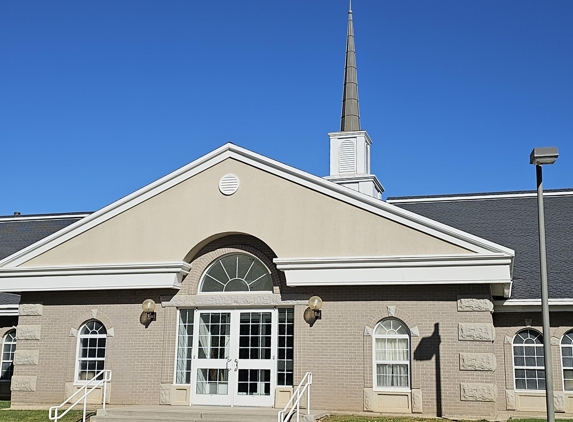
left=1, top=330, right=16, bottom=381
left=373, top=318, right=410, bottom=389
left=200, top=254, right=273, bottom=293
left=77, top=320, right=107, bottom=381
left=513, top=329, right=545, bottom=390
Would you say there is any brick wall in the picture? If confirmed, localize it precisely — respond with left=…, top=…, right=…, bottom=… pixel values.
left=12, top=289, right=176, bottom=406
left=8, top=235, right=508, bottom=419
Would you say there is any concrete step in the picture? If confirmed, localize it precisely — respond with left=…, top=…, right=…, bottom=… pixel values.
left=90, top=406, right=326, bottom=422
left=91, top=406, right=281, bottom=422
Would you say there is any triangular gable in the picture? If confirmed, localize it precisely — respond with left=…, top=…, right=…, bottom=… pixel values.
left=0, top=144, right=514, bottom=296
left=0, top=143, right=513, bottom=269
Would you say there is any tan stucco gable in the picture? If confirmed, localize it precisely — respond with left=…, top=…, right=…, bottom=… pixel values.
left=20, top=158, right=471, bottom=267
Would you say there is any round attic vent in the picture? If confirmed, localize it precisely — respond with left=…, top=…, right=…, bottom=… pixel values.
left=219, top=174, right=240, bottom=196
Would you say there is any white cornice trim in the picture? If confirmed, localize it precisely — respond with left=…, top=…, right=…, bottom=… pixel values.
left=274, top=253, right=512, bottom=268
left=0, top=213, right=90, bottom=223
left=494, top=298, right=573, bottom=312
left=387, top=191, right=573, bottom=204
left=275, top=254, right=512, bottom=292
left=0, top=262, right=191, bottom=292
left=0, top=261, right=191, bottom=277
left=0, top=143, right=514, bottom=268
left=0, top=305, right=18, bottom=317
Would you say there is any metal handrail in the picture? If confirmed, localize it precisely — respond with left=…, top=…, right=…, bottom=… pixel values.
left=49, top=369, right=112, bottom=422
left=278, top=372, right=312, bottom=422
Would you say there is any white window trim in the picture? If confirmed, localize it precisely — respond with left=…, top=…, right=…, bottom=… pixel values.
left=372, top=319, right=411, bottom=392
left=512, top=329, right=545, bottom=391
left=561, top=331, right=573, bottom=392
left=0, top=330, right=16, bottom=383
left=75, top=321, right=107, bottom=384
left=173, top=308, right=195, bottom=386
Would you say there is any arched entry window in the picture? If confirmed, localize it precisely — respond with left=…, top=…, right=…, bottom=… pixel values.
left=76, top=320, right=107, bottom=382
left=373, top=318, right=410, bottom=389
left=1, top=330, right=16, bottom=382
left=513, top=329, right=544, bottom=390
left=200, top=253, right=272, bottom=293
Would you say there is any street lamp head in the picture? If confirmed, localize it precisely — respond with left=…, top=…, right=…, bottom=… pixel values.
left=530, top=147, right=559, bottom=165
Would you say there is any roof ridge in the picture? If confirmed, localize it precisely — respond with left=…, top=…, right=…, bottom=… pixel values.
left=387, top=188, right=573, bottom=202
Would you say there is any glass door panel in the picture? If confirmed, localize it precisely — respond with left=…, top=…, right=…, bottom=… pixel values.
left=191, top=309, right=277, bottom=407
left=233, top=311, right=275, bottom=407
left=192, top=312, right=233, bottom=405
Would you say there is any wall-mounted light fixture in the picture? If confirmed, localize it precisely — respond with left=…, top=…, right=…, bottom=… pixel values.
left=303, top=295, right=323, bottom=326
left=140, top=299, right=157, bottom=328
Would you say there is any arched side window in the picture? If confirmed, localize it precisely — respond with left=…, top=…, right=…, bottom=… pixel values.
left=76, top=320, right=107, bottom=382
left=561, top=331, right=573, bottom=391
left=200, top=253, right=272, bottom=293
left=373, top=318, right=410, bottom=390
left=0, top=330, right=16, bottom=382
left=513, top=329, right=545, bottom=390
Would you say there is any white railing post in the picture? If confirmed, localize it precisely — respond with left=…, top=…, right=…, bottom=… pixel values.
left=278, top=372, right=312, bottom=422
left=49, top=369, right=112, bottom=422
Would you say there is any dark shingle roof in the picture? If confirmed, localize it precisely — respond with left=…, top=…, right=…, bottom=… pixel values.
left=0, top=213, right=89, bottom=261
left=0, top=292, right=20, bottom=305
left=388, top=192, right=573, bottom=300
left=0, top=213, right=89, bottom=304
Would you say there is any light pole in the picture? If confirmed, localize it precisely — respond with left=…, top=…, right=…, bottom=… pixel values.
left=530, top=146, right=559, bottom=422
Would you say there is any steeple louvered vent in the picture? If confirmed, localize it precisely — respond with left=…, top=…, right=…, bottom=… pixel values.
left=339, top=140, right=356, bottom=173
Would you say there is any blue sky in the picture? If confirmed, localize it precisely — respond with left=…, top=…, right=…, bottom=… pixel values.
left=1, top=0, right=572, bottom=215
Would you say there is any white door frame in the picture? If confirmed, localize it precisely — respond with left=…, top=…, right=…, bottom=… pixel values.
left=190, top=308, right=278, bottom=407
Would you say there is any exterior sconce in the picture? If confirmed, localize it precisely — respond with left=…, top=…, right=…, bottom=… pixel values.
left=303, top=295, right=323, bottom=327
left=140, top=299, right=157, bottom=328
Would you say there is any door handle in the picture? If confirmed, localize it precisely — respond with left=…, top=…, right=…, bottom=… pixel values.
left=234, top=359, right=238, bottom=372
left=226, top=358, right=232, bottom=371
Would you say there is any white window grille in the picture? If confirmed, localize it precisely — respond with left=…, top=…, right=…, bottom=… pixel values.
left=76, top=320, right=107, bottom=382
left=561, top=331, right=573, bottom=391
left=200, top=253, right=272, bottom=293
left=513, top=329, right=545, bottom=390
left=277, top=308, right=294, bottom=386
left=1, top=330, right=16, bottom=382
left=373, top=318, right=410, bottom=389
left=176, top=309, right=194, bottom=384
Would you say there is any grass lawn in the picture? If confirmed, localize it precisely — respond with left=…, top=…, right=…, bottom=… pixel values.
left=0, top=401, right=84, bottom=422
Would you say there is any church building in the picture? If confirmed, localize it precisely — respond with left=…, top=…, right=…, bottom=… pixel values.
left=0, top=4, right=572, bottom=420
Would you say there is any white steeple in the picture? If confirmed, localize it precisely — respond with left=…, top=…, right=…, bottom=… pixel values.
left=325, top=2, right=383, bottom=199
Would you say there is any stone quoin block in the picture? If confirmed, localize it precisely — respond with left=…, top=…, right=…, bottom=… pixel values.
left=459, top=353, right=496, bottom=371
left=11, top=376, right=37, bottom=392
left=18, top=303, right=43, bottom=316
left=460, top=383, right=497, bottom=402
left=457, top=297, right=493, bottom=312
left=14, top=350, right=39, bottom=365
left=16, top=325, right=42, bottom=340
left=458, top=323, right=495, bottom=341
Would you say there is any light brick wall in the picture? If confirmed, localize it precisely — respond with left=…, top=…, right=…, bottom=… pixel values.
left=12, top=289, right=177, bottom=406
left=292, top=284, right=497, bottom=418
left=11, top=281, right=501, bottom=418
left=493, top=312, right=573, bottom=413
left=8, top=234, right=508, bottom=419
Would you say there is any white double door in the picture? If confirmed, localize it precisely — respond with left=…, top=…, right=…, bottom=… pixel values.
left=191, top=309, right=277, bottom=407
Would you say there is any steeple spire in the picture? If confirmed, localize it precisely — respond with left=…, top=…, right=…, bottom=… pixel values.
left=327, top=2, right=383, bottom=199
left=340, top=0, right=360, bottom=132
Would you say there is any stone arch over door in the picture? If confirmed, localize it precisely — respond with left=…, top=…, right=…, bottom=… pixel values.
left=180, top=233, right=286, bottom=296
